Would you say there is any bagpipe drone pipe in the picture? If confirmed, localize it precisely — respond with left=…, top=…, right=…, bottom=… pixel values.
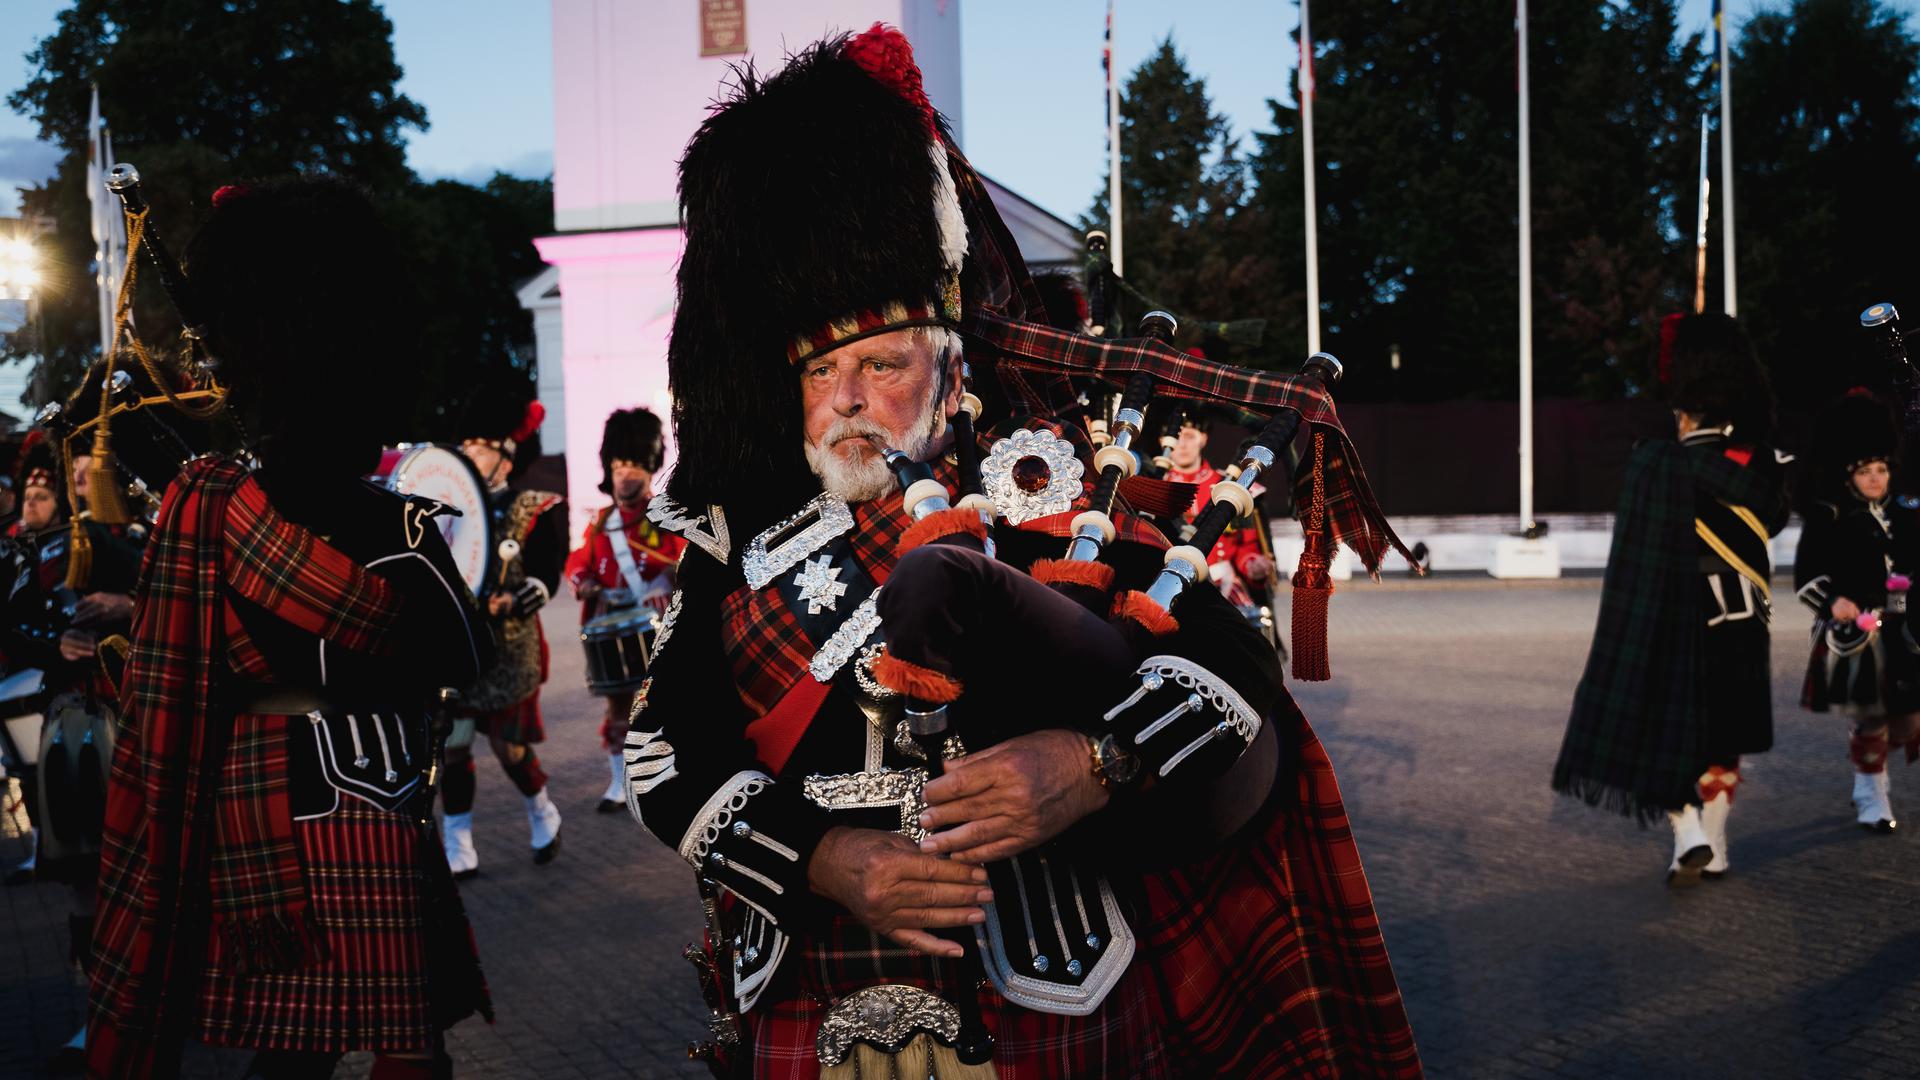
left=36, top=164, right=229, bottom=552
left=853, top=309, right=1411, bottom=1023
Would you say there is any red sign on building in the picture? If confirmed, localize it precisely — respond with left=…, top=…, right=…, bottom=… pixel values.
left=700, top=0, right=746, bottom=57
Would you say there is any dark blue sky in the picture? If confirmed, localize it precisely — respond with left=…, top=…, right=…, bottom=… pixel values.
left=0, top=1, right=1861, bottom=221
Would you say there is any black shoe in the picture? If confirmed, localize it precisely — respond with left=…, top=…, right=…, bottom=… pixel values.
left=452, top=866, right=480, bottom=881
left=2, top=863, right=33, bottom=887
left=596, top=798, right=625, bottom=814
left=1666, top=844, right=1711, bottom=888
left=533, top=828, right=562, bottom=865
left=45, top=1044, right=84, bottom=1076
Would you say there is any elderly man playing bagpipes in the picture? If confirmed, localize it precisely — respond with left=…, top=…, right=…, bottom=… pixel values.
left=626, top=25, right=1421, bottom=1079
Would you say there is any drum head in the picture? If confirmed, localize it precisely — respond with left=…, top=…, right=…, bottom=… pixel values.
left=374, top=445, right=492, bottom=595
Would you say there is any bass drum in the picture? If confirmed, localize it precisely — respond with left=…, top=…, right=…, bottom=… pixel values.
left=371, top=444, right=493, bottom=597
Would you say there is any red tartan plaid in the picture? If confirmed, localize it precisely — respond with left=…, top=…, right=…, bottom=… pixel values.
left=963, top=313, right=1411, bottom=573
left=748, top=944, right=1173, bottom=1079
left=1137, top=699, right=1423, bottom=1078
left=89, top=457, right=412, bottom=1076
left=194, top=796, right=488, bottom=1053
left=473, top=693, right=547, bottom=745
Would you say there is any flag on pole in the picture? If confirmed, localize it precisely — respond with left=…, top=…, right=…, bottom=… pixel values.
left=1102, top=1, right=1113, bottom=130
left=86, top=84, right=127, bottom=357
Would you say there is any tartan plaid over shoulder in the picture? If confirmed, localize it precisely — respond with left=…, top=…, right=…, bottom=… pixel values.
left=963, top=312, right=1412, bottom=573
left=88, top=456, right=406, bottom=1075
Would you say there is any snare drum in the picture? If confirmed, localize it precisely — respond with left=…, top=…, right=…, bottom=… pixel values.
left=370, top=444, right=493, bottom=597
left=582, top=604, right=660, bottom=696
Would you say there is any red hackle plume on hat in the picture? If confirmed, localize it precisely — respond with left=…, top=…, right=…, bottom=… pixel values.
left=846, top=23, right=934, bottom=132
left=1657, top=312, right=1684, bottom=388
left=211, top=184, right=252, bottom=207
left=512, top=401, right=545, bottom=445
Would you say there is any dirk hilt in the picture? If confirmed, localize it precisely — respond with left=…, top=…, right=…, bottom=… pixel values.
left=1146, top=352, right=1343, bottom=610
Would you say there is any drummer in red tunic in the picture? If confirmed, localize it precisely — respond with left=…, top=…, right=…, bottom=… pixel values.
left=562, top=408, right=685, bottom=811
left=1162, top=409, right=1276, bottom=607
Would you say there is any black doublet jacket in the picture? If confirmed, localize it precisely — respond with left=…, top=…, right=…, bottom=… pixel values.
left=629, top=482, right=1281, bottom=1011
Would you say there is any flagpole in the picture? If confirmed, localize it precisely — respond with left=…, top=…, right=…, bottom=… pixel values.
left=1300, top=0, right=1321, bottom=355
left=87, top=84, right=112, bottom=358
left=1106, top=0, right=1124, bottom=278
left=1717, top=0, right=1737, bottom=315
left=1693, top=115, right=1711, bottom=315
left=1517, top=0, right=1535, bottom=535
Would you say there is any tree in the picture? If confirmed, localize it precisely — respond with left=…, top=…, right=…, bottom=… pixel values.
left=1084, top=37, right=1284, bottom=364
left=7, top=0, right=428, bottom=401
left=1249, top=1, right=1700, bottom=403
left=1713, top=0, right=1920, bottom=415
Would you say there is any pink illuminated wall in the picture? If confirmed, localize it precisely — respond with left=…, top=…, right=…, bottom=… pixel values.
left=540, top=0, right=962, bottom=540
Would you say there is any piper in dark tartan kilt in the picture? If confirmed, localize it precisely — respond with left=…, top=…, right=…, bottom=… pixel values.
left=440, top=386, right=568, bottom=876
left=85, top=180, right=492, bottom=1079
left=1555, top=314, right=1790, bottom=886
left=1793, top=390, right=1920, bottom=831
left=562, top=408, right=686, bottom=811
left=624, top=24, right=1420, bottom=1079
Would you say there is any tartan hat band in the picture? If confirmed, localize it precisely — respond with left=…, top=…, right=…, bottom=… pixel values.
left=786, top=277, right=962, bottom=365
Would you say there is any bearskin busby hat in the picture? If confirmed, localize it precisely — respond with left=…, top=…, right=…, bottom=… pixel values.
left=1660, top=312, right=1774, bottom=442
left=598, top=407, right=665, bottom=494
left=1811, top=388, right=1899, bottom=481
left=664, top=24, right=1040, bottom=529
left=15, top=429, right=62, bottom=507
left=460, top=375, right=545, bottom=469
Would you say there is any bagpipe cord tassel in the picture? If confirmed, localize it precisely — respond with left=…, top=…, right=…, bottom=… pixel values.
left=1290, top=431, right=1335, bottom=682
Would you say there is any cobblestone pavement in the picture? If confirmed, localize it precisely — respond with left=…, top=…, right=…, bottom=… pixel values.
left=5, top=578, right=1918, bottom=1078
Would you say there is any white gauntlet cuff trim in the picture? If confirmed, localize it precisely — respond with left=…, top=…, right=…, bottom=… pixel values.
left=1103, top=655, right=1262, bottom=778
left=678, top=770, right=772, bottom=866
left=1798, top=575, right=1833, bottom=613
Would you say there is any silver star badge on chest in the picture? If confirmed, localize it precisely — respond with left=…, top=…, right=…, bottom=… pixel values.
left=794, top=554, right=849, bottom=615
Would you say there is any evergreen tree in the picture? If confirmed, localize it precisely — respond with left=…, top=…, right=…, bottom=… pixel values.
left=7, top=0, right=429, bottom=400
left=6, top=0, right=557, bottom=437
left=1714, top=0, right=1920, bottom=415
left=1250, top=1, right=1698, bottom=403
left=1085, top=37, right=1281, bottom=362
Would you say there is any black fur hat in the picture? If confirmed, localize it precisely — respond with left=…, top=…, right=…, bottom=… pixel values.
left=665, top=24, right=1028, bottom=530
left=598, top=408, right=665, bottom=494
left=459, top=373, right=544, bottom=468
left=1813, top=390, right=1899, bottom=477
left=1662, top=313, right=1774, bottom=442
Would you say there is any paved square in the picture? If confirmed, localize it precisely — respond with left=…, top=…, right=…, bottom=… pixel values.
left=4, top=578, right=1915, bottom=1078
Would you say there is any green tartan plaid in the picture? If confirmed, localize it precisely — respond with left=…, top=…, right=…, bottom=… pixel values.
left=1553, top=438, right=1788, bottom=821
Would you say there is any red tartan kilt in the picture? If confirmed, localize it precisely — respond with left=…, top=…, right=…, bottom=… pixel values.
left=1136, top=709, right=1423, bottom=1079
left=192, top=797, right=488, bottom=1053
left=474, top=693, right=545, bottom=744
left=748, top=953, right=1172, bottom=1080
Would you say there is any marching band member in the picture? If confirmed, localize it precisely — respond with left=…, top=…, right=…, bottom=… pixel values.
left=1794, top=390, right=1920, bottom=831
left=1555, top=314, right=1789, bottom=886
left=442, top=387, right=567, bottom=874
left=563, top=407, right=685, bottom=812
left=0, top=433, right=143, bottom=1067
left=86, top=178, right=491, bottom=1079
left=624, top=26, right=1419, bottom=1077
left=1161, top=409, right=1276, bottom=606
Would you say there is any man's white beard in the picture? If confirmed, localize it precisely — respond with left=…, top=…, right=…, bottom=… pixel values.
left=804, top=389, right=944, bottom=504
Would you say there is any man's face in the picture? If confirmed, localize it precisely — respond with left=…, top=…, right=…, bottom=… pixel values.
left=463, top=441, right=512, bottom=487
left=0, top=487, right=15, bottom=516
left=20, top=486, right=56, bottom=531
left=1170, top=424, right=1207, bottom=470
left=610, top=458, right=652, bottom=505
left=800, top=330, right=962, bottom=503
left=71, top=454, right=91, bottom=499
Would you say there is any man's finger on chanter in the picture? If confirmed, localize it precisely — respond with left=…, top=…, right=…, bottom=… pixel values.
left=893, top=879, right=995, bottom=910
left=901, top=851, right=989, bottom=884
left=892, top=904, right=989, bottom=930
left=889, top=928, right=968, bottom=959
